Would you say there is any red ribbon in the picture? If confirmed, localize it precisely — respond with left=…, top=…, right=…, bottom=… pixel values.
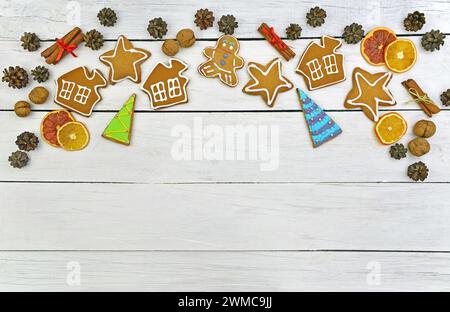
left=262, top=26, right=286, bottom=51
left=55, top=38, right=78, bottom=62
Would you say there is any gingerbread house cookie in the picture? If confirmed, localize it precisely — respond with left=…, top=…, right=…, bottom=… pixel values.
left=198, top=35, right=244, bottom=87
left=141, top=59, right=189, bottom=109
left=54, top=67, right=107, bottom=117
left=296, top=35, right=345, bottom=90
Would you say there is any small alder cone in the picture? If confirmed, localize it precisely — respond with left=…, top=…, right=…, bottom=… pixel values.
left=408, top=137, right=430, bottom=157
left=2, top=66, right=29, bottom=89
left=16, top=131, right=39, bottom=151
left=176, top=28, right=196, bottom=48
left=389, top=143, right=407, bottom=160
left=84, top=29, right=104, bottom=50
left=194, top=8, right=215, bottom=30
left=29, top=86, right=49, bottom=104
left=413, top=120, right=436, bottom=138
left=31, top=65, right=49, bottom=83
left=162, top=39, right=180, bottom=56
left=407, top=161, right=428, bottom=181
left=440, top=89, right=450, bottom=106
left=14, top=101, right=31, bottom=117
left=8, top=150, right=29, bottom=169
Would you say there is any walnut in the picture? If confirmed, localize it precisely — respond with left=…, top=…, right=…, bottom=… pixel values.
left=408, top=137, right=430, bottom=157
left=161, top=39, right=179, bottom=56
left=14, top=101, right=31, bottom=117
left=28, top=86, right=49, bottom=104
left=176, top=28, right=196, bottom=48
left=413, top=120, right=436, bottom=138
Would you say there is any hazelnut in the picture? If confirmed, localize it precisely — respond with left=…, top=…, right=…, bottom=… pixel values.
left=408, top=137, right=430, bottom=157
left=413, top=120, right=436, bottom=138
left=176, top=28, right=196, bottom=48
left=162, top=39, right=180, bottom=56
left=14, top=101, right=31, bottom=117
left=28, top=86, right=49, bottom=104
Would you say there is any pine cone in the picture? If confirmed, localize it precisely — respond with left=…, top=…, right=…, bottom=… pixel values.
left=31, top=65, right=49, bottom=83
left=421, top=29, right=446, bottom=52
left=440, top=89, right=450, bottom=106
left=2, top=66, right=29, bottom=89
left=98, top=8, right=117, bottom=27
left=286, top=23, right=302, bottom=40
left=147, top=17, right=168, bottom=39
left=389, top=143, right=407, bottom=160
left=404, top=11, right=426, bottom=32
left=8, top=150, right=29, bottom=169
left=306, top=6, right=327, bottom=28
left=20, top=32, right=40, bottom=51
left=342, top=23, right=365, bottom=44
left=407, top=161, right=429, bottom=182
left=84, top=29, right=104, bottom=50
left=195, top=8, right=215, bottom=30
left=15, top=131, right=39, bottom=152
left=218, top=15, right=238, bottom=35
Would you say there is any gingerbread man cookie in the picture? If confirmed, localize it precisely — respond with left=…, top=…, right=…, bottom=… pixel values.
left=198, top=35, right=244, bottom=87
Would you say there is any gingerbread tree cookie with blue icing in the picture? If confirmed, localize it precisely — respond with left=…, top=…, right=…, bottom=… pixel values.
left=297, top=88, right=342, bottom=148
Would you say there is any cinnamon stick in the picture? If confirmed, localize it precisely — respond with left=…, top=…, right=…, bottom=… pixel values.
left=41, top=27, right=82, bottom=64
left=258, top=23, right=295, bottom=61
left=401, top=79, right=440, bottom=117
left=48, top=32, right=84, bottom=64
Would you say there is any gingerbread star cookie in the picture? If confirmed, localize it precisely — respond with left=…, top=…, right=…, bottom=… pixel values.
left=344, top=67, right=396, bottom=122
left=99, top=35, right=151, bottom=85
left=198, top=35, right=244, bottom=87
left=243, top=58, right=293, bottom=107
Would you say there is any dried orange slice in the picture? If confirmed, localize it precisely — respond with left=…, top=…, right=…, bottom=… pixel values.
left=57, top=121, right=90, bottom=151
left=384, top=39, right=417, bottom=73
left=374, top=112, right=407, bottom=145
left=40, top=110, right=75, bottom=147
left=361, top=27, right=397, bottom=66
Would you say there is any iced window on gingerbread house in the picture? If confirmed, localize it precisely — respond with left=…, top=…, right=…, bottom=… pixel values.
left=323, top=54, right=338, bottom=74
left=306, top=59, right=323, bottom=81
left=74, top=86, right=91, bottom=105
left=59, top=80, right=75, bottom=100
left=151, top=82, right=167, bottom=103
left=167, top=78, right=182, bottom=98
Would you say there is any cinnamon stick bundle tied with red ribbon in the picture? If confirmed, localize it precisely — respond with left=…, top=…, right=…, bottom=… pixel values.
left=258, top=23, right=296, bottom=61
left=41, top=27, right=84, bottom=65
left=402, top=79, right=441, bottom=117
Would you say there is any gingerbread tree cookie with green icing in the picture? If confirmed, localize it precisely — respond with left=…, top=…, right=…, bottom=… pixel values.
left=102, top=94, right=136, bottom=145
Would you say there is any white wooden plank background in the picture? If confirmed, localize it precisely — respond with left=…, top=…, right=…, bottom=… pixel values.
left=1, top=0, right=450, bottom=291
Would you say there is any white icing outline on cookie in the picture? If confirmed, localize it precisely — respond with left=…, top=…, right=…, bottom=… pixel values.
left=244, top=58, right=293, bottom=107
left=141, top=58, right=190, bottom=110
left=54, top=66, right=107, bottom=117
left=296, top=35, right=346, bottom=90
left=346, top=71, right=395, bottom=122
left=100, top=35, right=150, bottom=84
left=197, top=35, right=244, bottom=87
